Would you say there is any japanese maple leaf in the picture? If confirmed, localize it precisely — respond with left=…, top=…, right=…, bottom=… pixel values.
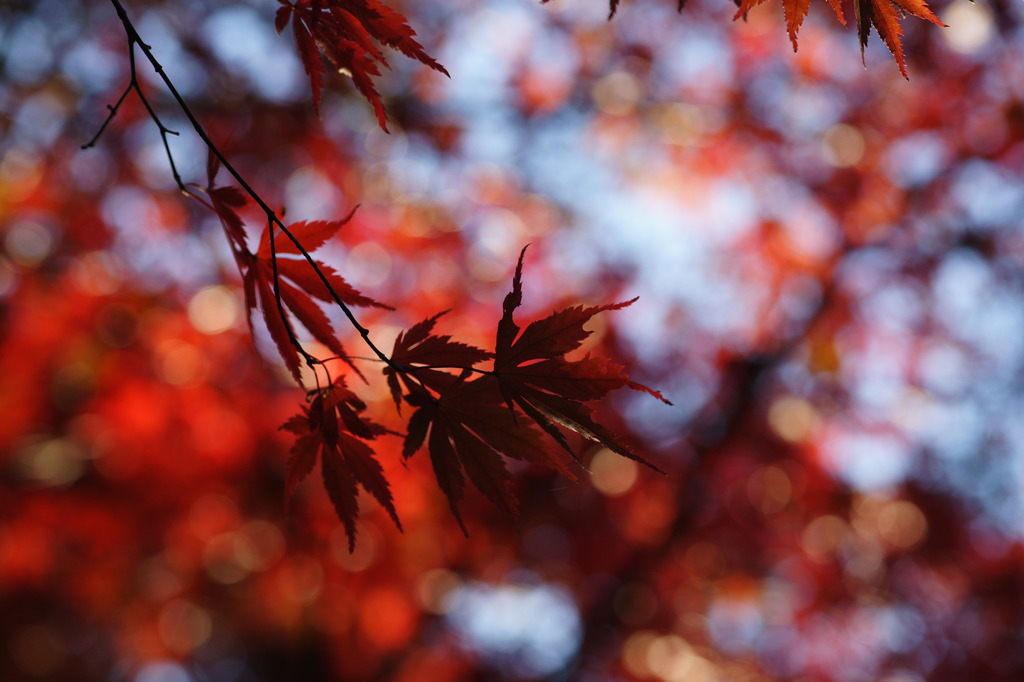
left=490, top=247, right=669, bottom=471
left=282, top=378, right=399, bottom=550
left=274, top=0, right=448, bottom=129
left=384, top=311, right=492, bottom=410
left=400, top=248, right=668, bottom=529
left=244, top=210, right=391, bottom=383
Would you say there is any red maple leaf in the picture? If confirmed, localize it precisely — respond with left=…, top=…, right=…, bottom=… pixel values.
left=398, top=247, right=668, bottom=528
left=274, top=0, right=449, bottom=129
left=282, top=378, right=399, bottom=550
left=243, top=210, right=391, bottom=383
left=489, top=247, right=670, bottom=469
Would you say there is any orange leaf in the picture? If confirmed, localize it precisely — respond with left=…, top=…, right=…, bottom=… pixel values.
left=782, top=0, right=811, bottom=51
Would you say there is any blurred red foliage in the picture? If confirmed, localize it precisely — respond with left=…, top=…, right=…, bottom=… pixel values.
left=3, top=0, right=1024, bottom=681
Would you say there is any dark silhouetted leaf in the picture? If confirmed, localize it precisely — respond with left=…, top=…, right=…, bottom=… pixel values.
left=282, top=379, right=400, bottom=550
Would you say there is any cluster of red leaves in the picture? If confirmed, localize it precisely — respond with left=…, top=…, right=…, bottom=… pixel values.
left=385, top=248, right=670, bottom=534
left=201, top=0, right=946, bottom=549
left=733, top=0, right=944, bottom=77
left=194, top=148, right=666, bottom=548
left=274, top=246, right=668, bottom=547
left=109, top=0, right=953, bottom=550
left=274, top=0, right=449, bottom=129
left=542, top=0, right=944, bottom=78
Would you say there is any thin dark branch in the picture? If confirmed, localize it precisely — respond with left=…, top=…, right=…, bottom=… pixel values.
left=81, top=83, right=131, bottom=149
left=82, top=31, right=185, bottom=191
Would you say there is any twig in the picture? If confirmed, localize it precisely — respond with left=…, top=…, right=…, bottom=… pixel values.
left=82, top=30, right=185, bottom=191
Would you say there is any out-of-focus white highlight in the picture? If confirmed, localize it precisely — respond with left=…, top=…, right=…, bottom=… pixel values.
left=942, top=2, right=995, bottom=55
left=445, top=579, right=582, bottom=676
